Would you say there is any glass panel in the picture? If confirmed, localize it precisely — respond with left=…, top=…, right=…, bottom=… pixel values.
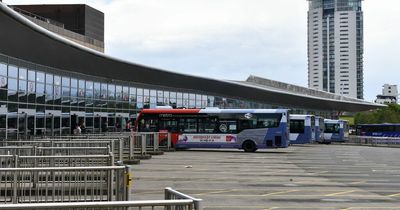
left=108, top=84, right=115, bottom=100
left=28, top=70, right=35, bottom=81
left=70, top=87, right=77, bottom=97
left=78, top=80, right=85, bottom=97
left=129, top=87, right=136, bottom=96
left=150, top=90, right=156, bottom=97
left=54, top=85, right=61, bottom=99
left=94, top=82, right=100, bottom=99
left=36, top=83, right=45, bottom=95
left=0, top=63, right=6, bottom=76
left=54, top=76, right=61, bottom=86
left=46, top=73, right=53, bottom=84
left=116, top=86, right=122, bottom=101
left=62, top=86, right=70, bottom=97
left=45, top=84, right=53, bottom=103
left=62, top=76, right=70, bottom=87
left=18, top=80, right=27, bottom=93
left=0, top=76, right=7, bottom=89
left=36, top=72, right=45, bottom=83
left=19, top=68, right=27, bottom=80
left=123, top=86, right=129, bottom=101
left=28, top=81, right=35, bottom=93
left=8, top=65, right=18, bottom=78
left=71, top=78, right=78, bottom=88
left=101, top=83, right=107, bottom=99
left=8, top=78, right=17, bottom=90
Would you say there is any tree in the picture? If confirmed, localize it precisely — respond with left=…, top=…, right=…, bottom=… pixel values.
left=354, top=104, right=400, bottom=124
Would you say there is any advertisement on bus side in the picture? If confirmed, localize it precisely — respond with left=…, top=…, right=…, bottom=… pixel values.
left=178, top=134, right=237, bottom=143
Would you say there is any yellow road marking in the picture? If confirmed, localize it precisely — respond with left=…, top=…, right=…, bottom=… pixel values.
left=194, top=189, right=236, bottom=196
left=325, top=190, right=356, bottom=196
left=388, top=192, right=400, bottom=197
left=262, top=189, right=298, bottom=196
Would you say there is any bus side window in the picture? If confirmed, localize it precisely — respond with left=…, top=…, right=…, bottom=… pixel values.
left=219, top=120, right=237, bottom=134
left=239, top=120, right=252, bottom=131
left=198, top=118, right=217, bottom=133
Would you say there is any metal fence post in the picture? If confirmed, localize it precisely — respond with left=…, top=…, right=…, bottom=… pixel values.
left=13, top=155, right=18, bottom=204
left=167, top=132, right=172, bottom=150
left=141, top=134, right=146, bottom=155
left=119, top=138, right=123, bottom=161
left=164, top=188, right=171, bottom=210
left=129, top=134, right=134, bottom=159
left=154, top=133, right=159, bottom=152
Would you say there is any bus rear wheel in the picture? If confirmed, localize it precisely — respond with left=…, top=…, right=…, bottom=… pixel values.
left=243, top=140, right=257, bottom=152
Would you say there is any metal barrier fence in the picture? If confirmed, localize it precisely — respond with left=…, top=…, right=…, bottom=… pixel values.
left=347, top=136, right=400, bottom=146
left=0, top=166, right=130, bottom=204
left=0, top=146, right=111, bottom=156
left=0, top=187, right=203, bottom=210
left=0, top=154, right=114, bottom=168
left=2, top=132, right=172, bottom=161
left=165, top=187, right=203, bottom=210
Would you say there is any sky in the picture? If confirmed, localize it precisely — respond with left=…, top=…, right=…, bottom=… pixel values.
left=5, top=0, right=400, bottom=102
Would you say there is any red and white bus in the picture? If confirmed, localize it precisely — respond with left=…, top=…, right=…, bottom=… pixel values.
left=135, top=107, right=290, bottom=152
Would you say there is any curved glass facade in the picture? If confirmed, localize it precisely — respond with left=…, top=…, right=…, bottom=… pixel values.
left=3, top=53, right=326, bottom=139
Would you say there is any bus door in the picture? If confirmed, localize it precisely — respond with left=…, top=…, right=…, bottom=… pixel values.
left=158, top=118, right=178, bottom=146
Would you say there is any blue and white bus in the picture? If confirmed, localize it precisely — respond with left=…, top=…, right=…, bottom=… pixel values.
left=315, top=116, right=325, bottom=143
left=323, top=119, right=349, bottom=143
left=289, top=115, right=315, bottom=144
left=356, top=124, right=400, bottom=137
left=136, top=108, right=290, bottom=152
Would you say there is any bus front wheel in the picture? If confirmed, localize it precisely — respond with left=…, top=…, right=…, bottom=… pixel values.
left=242, top=140, right=257, bottom=152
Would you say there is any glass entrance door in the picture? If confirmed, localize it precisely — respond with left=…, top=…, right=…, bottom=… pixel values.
left=36, top=113, right=45, bottom=136
left=45, top=114, right=54, bottom=136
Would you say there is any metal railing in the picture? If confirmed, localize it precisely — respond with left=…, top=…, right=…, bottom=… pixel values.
left=347, top=136, right=400, bottom=146
left=4, top=132, right=172, bottom=161
left=165, top=187, right=203, bottom=210
left=0, top=166, right=130, bottom=204
left=0, top=154, right=114, bottom=168
left=0, top=187, right=202, bottom=210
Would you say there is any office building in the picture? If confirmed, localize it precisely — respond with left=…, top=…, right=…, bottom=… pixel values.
left=375, top=84, right=398, bottom=104
left=307, top=0, right=364, bottom=99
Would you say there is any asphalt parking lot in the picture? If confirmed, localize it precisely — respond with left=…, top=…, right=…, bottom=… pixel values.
left=130, top=145, right=400, bottom=210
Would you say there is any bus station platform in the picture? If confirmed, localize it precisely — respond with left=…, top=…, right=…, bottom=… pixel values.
left=131, top=145, right=400, bottom=209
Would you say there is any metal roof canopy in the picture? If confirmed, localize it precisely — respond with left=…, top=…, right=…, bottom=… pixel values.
left=0, top=2, right=383, bottom=112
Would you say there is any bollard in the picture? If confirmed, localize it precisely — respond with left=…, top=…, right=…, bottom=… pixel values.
left=125, top=165, right=132, bottom=201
